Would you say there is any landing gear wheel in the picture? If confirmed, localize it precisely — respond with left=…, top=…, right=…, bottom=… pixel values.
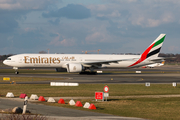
left=15, top=71, right=19, bottom=74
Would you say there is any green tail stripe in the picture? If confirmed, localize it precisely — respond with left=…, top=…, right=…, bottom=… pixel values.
left=152, top=35, right=166, bottom=48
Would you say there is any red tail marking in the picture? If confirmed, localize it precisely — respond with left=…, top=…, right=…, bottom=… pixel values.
left=129, top=43, right=155, bottom=67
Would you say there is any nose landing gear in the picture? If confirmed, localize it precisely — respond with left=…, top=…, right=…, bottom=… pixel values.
left=15, top=71, right=19, bottom=74
left=13, top=67, right=19, bottom=75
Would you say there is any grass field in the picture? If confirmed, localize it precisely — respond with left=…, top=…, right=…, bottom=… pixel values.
left=1, top=84, right=180, bottom=97
left=42, top=97, right=180, bottom=120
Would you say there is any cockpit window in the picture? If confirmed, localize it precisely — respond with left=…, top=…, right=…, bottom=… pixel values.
left=6, top=57, right=11, bottom=60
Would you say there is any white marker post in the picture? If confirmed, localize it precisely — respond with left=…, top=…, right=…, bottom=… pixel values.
left=22, top=96, right=28, bottom=114
left=172, top=82, right=177, bottom=88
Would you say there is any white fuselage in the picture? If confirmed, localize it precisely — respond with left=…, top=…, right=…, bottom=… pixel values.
left=3, top=54, right=155, bottom=69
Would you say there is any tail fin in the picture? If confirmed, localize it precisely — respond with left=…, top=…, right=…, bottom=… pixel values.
left=129, top=34, right=166, bottom=67
left=161, top=61, right=165, bottom=65
left=143, top=34, right=166, bottom=59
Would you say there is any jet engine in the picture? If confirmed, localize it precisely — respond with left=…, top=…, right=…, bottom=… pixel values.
left=66, top=63, right=84, bottom=73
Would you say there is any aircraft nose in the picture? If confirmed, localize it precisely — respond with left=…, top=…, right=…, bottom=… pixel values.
left=3, top=60, right=7, bottom=65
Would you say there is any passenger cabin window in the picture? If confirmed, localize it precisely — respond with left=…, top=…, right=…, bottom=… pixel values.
left=6, top=58, right=11, bottom=60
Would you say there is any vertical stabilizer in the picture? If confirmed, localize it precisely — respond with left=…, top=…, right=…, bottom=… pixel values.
left=145, top=34, right=166, bottom=58
left=129, top=34, right=166, bottom=67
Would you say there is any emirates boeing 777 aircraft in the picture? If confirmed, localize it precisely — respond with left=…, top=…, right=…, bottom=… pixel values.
left=3, top=34, right=166, bottom=74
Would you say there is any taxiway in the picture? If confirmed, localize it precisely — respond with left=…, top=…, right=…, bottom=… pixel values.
left=0, top=72, right=180, bottom=84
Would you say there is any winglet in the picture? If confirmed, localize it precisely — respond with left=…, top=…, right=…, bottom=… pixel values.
left=129, top=34, right=166, bottom=67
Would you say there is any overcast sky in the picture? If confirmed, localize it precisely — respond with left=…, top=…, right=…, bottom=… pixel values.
left=0, top=0, right=179, bottom=55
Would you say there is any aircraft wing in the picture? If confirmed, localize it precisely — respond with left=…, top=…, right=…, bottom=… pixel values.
left=82, top=58, right=135, bottom=67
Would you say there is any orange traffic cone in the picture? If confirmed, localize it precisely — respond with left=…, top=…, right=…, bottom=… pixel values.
left=38, top=96, right=46, bottom=101
left=89, top=104, right=96, bottom=110
left=58, top=99, right=65, bottom=104
left=75, top=101, right=83, bottom=107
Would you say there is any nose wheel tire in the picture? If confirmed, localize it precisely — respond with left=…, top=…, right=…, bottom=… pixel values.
left=15, top=71, right=19, bottom=74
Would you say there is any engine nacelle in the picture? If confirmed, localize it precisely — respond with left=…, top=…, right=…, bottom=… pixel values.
left=67, top=63, right=83, bottom=73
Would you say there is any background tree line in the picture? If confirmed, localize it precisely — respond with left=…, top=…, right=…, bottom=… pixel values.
left=159, top=53, right=180, bottom=63
left=0, top=54, right=13, bottom=61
